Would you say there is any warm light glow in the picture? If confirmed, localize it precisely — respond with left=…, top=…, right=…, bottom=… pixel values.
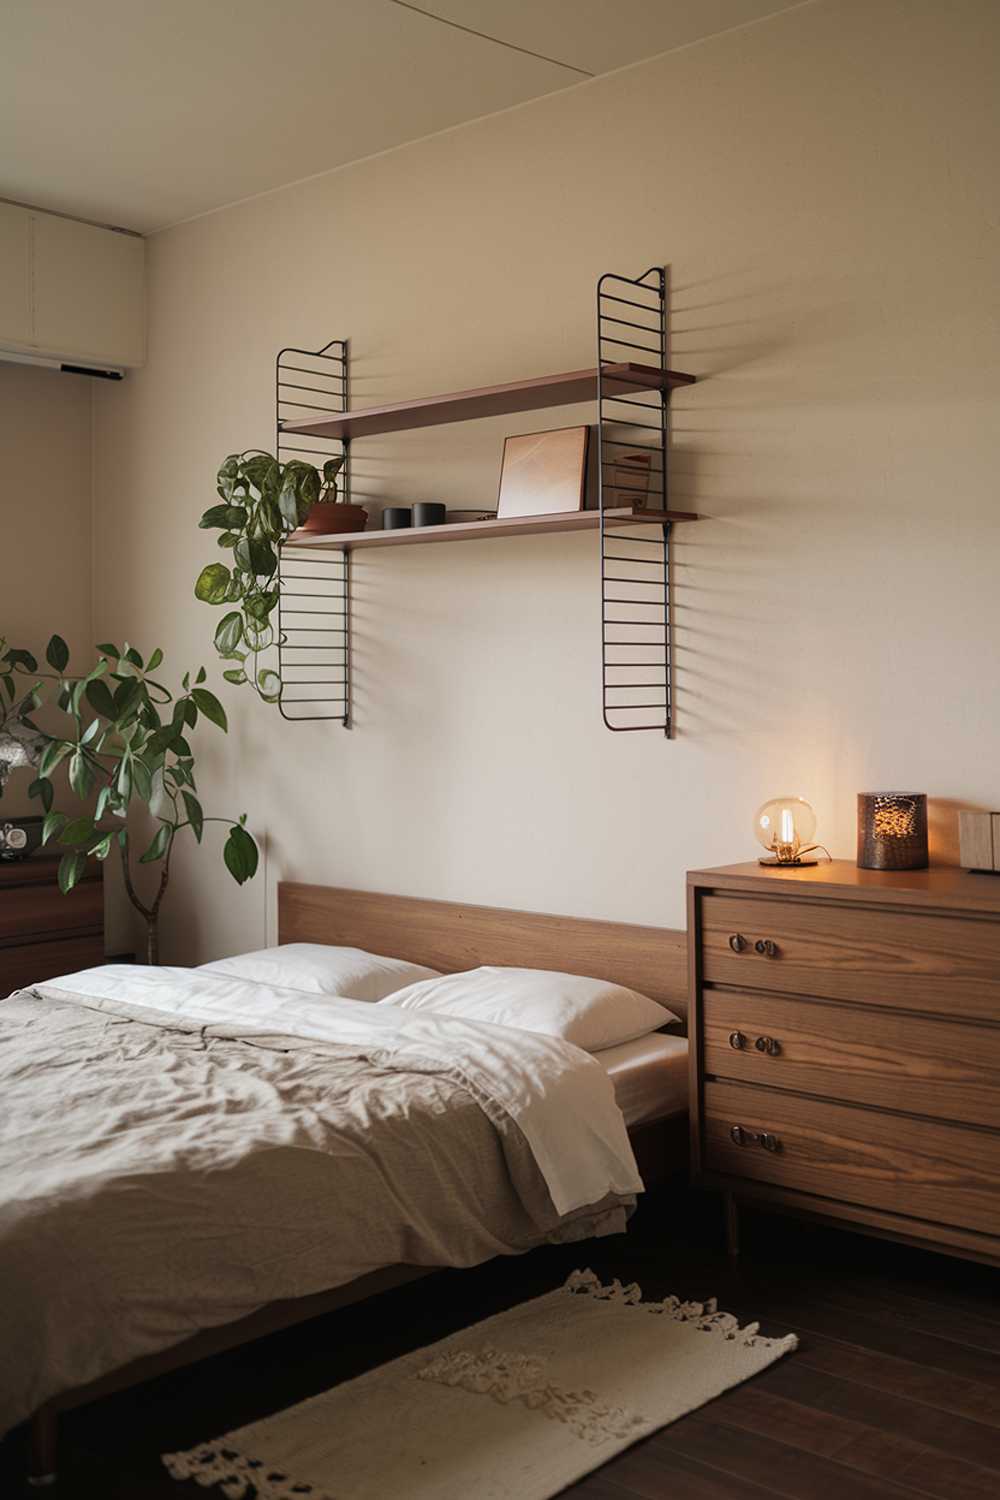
left=754, top=797, right=817, bottom=863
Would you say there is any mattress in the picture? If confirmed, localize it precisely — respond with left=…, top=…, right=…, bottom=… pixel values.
left=599, top=1032, right=689, bottom=1127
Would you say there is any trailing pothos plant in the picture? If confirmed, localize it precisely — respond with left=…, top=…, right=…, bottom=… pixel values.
left=195, top=450, right=344, bottom=703
left=0, top=634, right=258, bottom=965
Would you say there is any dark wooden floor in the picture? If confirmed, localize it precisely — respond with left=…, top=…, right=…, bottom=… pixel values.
left=4, top=1187, right=1000, bottom=1497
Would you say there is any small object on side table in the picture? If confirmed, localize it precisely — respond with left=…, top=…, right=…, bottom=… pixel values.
left=753, top=796, right=821, bottom=866
left=958, top=810, right=1000, bottom=873
left=0, top=815, right=43, bottom=861
left=857, top=791, right=928, bottom=870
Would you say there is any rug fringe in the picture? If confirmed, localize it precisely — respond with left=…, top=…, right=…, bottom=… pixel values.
left=162, top=1444, right=337, bottom=1500
left=562, top=1269, right=798, bottom=1350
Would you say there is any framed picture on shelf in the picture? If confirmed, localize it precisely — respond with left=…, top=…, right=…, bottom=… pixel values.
left=496, top=425, right=589, bottom=519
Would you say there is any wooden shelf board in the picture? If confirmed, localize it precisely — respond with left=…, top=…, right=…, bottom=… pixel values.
left=279, top=362, right=696, bottom=441
left=284, top=505, right=699, bottom=552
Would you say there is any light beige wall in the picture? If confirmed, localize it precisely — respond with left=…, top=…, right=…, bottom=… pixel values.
left=0, top=363, right=93, bottom=814
left=93, top=0, right=1000, bottom=961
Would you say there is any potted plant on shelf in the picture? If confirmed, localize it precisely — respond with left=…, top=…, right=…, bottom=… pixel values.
left=0, top=634, right=258, bottom=964
left=195, top=450, right=360, bottom=702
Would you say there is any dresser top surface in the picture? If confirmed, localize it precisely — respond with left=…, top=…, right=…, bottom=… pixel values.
left=688, top=859, right=1000, bottom=914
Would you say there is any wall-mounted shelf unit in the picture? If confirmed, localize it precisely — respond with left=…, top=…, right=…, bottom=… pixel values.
left=274, top=266, right=696, bottom=734
left=284, top=503, right=699, bottom=552
left=279, top=362, right=695, bottom=442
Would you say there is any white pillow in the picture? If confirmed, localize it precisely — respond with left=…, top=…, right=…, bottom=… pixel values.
left=199, top=943, right=440, bottom=1002
left=379, top=966, right=676, bottom=1051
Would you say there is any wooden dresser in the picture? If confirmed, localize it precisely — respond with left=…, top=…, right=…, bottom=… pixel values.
left=0, top=852, right=104, bottom=994
left=687, top=861, right=1000, bottom=1267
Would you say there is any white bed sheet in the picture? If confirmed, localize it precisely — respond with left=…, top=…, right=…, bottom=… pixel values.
left=599, top=1032, right=688, bottom=1127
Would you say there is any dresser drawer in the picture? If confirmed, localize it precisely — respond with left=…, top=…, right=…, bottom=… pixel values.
left=703, top=1079, right=1000, bottom=1236
left=0, top=876, right=103, bottom=942
left=0, top=933, right=106, bottom=993
left=701, top=894, right=1000, bottom=1020
left=703, top=990, right=1000, bottom=1129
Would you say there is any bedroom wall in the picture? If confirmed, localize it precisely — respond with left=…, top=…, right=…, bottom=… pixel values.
left=0, top=364, right=93, bottom=816
left=92, top=0, right=1000, bottom=962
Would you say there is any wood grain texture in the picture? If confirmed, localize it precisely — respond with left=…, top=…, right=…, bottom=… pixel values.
left=701, top=893, right=1000, bottom=1019
left=959, top=811, right=995, bottom=872
left=0, top=852, right=103, bottom=992
left=278, top=361, right=696, bottom=441
left=688, top=859, right=1000, bottom=915
left=278, top=882, right=688, bottom=1015
left=704, top=1078, right=1000, bottom=1236
left=704, top=989, right=1000, bottom=1128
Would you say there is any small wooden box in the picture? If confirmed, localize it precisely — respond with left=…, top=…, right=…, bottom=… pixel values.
left=958, top=810, right=1000, bottom=873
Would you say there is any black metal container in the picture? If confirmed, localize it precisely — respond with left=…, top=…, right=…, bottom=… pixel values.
left=382, top=507, right=412, bottom=530
left=412, top=503, right=447, bottom=527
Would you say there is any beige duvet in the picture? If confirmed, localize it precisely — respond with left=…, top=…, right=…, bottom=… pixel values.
left=0, top=974, right=639, bottom=1433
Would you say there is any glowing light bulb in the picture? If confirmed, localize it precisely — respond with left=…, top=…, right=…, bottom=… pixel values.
left=754, top=797, right=818, bottom=865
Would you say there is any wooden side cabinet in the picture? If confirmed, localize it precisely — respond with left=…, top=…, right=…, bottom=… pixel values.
left=0, top=853, right=104, bottom=995
left=688, top=861, right=1000, bottom=1267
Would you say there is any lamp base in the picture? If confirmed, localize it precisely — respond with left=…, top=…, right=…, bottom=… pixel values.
left=758, top=856, right=818, bottom=867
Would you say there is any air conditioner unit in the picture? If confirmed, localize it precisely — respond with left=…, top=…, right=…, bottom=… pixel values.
left=0, top=201, right=144, bottom=374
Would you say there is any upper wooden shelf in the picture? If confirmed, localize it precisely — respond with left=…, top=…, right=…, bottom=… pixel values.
left=279, top=362, right=696, bottom=442
left=284, top=504, right=699, bottom=552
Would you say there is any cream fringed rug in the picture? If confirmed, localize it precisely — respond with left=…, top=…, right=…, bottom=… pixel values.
left=163, top=1270, right=797, bottom=1500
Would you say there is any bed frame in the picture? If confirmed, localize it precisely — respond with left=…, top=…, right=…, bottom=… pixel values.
left=26, top=884, right=688, bottom=1483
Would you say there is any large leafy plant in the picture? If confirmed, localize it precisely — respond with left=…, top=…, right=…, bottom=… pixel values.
left=195, top=450, right=343, bottom=702
left=0, top=634, right=258, bottom=965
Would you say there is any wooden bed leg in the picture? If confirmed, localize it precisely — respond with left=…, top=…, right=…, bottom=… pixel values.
left=28, top=1404, right=58, bottom=1487
left=724, top=1192, right=740, bottom=1262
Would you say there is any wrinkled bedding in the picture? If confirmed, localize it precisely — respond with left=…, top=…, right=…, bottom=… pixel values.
left=0, top=968, right=641, bottom=1433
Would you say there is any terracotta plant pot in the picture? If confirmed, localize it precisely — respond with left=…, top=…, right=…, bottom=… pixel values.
left=294, top=503, right=368, bottom=537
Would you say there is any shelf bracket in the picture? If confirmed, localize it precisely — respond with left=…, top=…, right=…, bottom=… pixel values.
left=275, top=340, right=351, bottom=725
left=597, top=267, right=674, bottom=736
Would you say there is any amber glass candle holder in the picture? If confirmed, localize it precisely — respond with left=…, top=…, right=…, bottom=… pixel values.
left=857, top=792, right=928, bottom=870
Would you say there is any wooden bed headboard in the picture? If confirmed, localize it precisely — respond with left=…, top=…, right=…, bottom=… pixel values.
left=278, top=883, right=688, bottom=1019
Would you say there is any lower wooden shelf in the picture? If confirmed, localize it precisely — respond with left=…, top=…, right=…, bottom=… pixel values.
left=283, top=505, right=699, bottom=552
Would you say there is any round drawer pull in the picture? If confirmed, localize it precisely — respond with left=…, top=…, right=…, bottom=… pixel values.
left=754, top=938, right=778, bottom=957
left=729, top=933, right=747, bottom=952
left=754, top=1035, right=781, bottom=1056
left=729, top=1031, right=747, bottom=1050
left=761, top=1132, right=781, bottom=1152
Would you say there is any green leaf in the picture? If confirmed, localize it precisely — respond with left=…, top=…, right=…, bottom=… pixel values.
left=88, top=834, right=113, bottom=861
left=123, top=646, right=143, bottom=669
left=322, top=455, right=345, bottom=484
left=46, top=634, right=69, bottom=672
left=113, top=678, right=142, bottom=722
left=278, top=473, right=307, bottom=529
left=223, top=668, right=247, bottom=685
left=116, top=758, right=132, bottom=802
left=68, top=752, right=94, bottom=799
left=96, top=643, right=120, bottom=658
left=191, top=688, right=227, bottom=731
left=28, top=776, right=53, bottom=813
left=85, top=678, right=116, bottom=719
left=200, top=503, right=248, bottom=531
left=214, top=612, right=244, bottom=656
left=131, top=758, right=153, bottom=804
left=195, top=667, right=206, bottom=685
left=61, top=816, right=96, bottom=846
left=147, top=648, right=163, bottom=673
left=42, top=811, right=67, bottom=845
left=95, top=784, right=112, bottom=820
left=223, top=823, right=258, bottom=885
left=244, top=588, right=278, bottom=623
left=38, top=741, right=70, bottom=779
left=298, top=466, right=321, bottom=509
left=80, top=717, right=101, bottom=745
left=257, top=668, right=281, bottom=703
left=1, top=674, right=14, bottom=701
left=216, top=455, right=240, bottom=499
left=242, top=454, right=275, bottom=493
left=182, top=791, right=204, bottom=842
left=195, top=562, right=232, bottom=605
left=139, top=824, right=171, bottom=864
left=234, top=536, right=277, bottom=579
left=57, top=851, right=85, bottom=895
left=6, top=648, right=38, bottom=673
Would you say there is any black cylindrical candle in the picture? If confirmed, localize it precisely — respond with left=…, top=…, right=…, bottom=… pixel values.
left=382, top=507, right=412, bottom=530
left=413, top=503, right=447, bottom=527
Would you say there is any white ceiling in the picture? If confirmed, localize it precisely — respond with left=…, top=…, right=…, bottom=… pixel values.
left=1, top=1, right=802, bottom=234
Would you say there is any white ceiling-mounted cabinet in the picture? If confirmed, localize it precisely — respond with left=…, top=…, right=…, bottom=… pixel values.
left=0, top=203, right=145, bottom=370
